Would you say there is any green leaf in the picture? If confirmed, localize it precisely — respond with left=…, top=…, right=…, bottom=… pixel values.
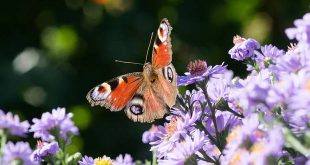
left=66, top=152, right=82, bottom=165
left=283, top=127, right=310, bottom=156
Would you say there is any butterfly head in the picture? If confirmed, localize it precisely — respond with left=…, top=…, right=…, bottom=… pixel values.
left=143, top=63, right=157, bottom=83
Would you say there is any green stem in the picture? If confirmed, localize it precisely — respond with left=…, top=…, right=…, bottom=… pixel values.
left=0, top=130, right=7, bottom=164
left=152, top=151, right=157, bottom=165
left=199, top=81, right=221, bottom=148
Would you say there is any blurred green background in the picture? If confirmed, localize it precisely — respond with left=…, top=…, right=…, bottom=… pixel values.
left=1, top=0, right=309, bottom=160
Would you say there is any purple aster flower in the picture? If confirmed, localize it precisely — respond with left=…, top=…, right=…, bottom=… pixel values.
left=271, top=45, right=308, bottom=77
left=222, top=114, right=259, bottom=159
left=254, top=44, right=285, bottom=70
left=30, top=141, right=59, bottom=162
left=113, top=154, right=134, bottom=165
left=30, top=107, right=79, bottom=142
left=285, top=13, right=310, bottom=45
left=79, top=155, right=94, bottom=165
left=174, top=107, right=202, bottom=138
left=229, top=73, right=271, bottom=116
left=177, top=60, right=227, bottom=86
left=150, top=117, right=180, bottom=158
left=157, top=130, right=206, bottom=165
left=2, top=141, right=34, bottom=165
left=209, top=69, right=234, bottom=85
left=284, top=77, right=310, bottom=134
left=228, top=35, right=260, bottom=61
left=207, top=79, right=230, bottom=103
left=222, top=114, right=284, bottom=165
left=0, top=110, right=30, bottom=137
left=205, top=112, right=240, bottom=136
left=142, top=125, right=161, bottom=143
left=266, top=73, right=297, bottom=107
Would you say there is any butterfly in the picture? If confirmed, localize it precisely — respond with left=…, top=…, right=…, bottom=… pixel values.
left=86, top=18, right=178, bottom=123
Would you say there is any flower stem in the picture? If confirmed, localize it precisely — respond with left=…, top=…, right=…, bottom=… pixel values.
left=0, top=130, right=7, bottom=164
left=152, top=151, right=157, bottom=165
left=199, top=81, right=221, bottom=148
left=226, top=107, right=244, bottom=118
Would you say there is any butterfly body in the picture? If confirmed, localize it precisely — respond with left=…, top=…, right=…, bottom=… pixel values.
left=87, top=18, right=178, bottom=123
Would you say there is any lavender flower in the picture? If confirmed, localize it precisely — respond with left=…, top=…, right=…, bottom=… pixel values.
left=249, top=127, right=284, bottom=165
left=266, top=73, right=297, bottom=107
left=0, top=110, right=30, bottom=137
left=2, top=141, right=34, bottom=165
left=285, top=13, right=310, bottom=45
left=177, top=60, right=227, bottom=86
left=94, top=156, right=113, bottom=165
left=229, top=73, right=271, bottom=116
left=142, top=125, right=161, bottom=144
left=254, top=44, right=285, bottom=70
left=30, top=107, right=78, bottom=142
left=113, top=154, right=134, bottom=165
left=30, top=141, right=59, bottom=162
left=204, top=112, right=240, bottom=136
left=79, top=155, right=113, bottom=165
left=282, top=70, right=310, bottom=134
left=222, top=115, right=284, bottom=164
left=79, top=155, right=94, bottom=165
left=157, top=130, right=206, bottom=165
left=228, top=35, right=260, bottom=61
left=271, top=45, right=308, bottom=77
left=150, top=117, right=180, bottom=158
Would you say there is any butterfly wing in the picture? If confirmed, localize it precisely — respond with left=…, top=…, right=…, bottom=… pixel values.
left=86, top=73, right=143, bottom=111
left=124, top=64, right=178, bottom=123
left=155, top=63, right=178, bottom=107
left=151, top=18, right=173, bottom=69
left=124, top=82, right=169, bottom=123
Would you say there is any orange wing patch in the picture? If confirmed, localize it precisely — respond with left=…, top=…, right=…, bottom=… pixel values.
left=86, top=73, right=143, bottom=111
left=152, top=18, right=172, bottom=69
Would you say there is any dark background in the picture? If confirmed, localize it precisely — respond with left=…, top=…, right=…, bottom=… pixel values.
left=0, top=0, right=309, bottom=160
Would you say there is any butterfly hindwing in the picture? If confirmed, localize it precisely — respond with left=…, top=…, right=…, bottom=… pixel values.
left=156, top=63, right=178, bottom=107
left=124, top=64, right=178, bottom=123
left=151, top=18, right=173, bottom=69
left=124, top=84, right=169, bottom=123
left=86, top=73, right=143, bottom=111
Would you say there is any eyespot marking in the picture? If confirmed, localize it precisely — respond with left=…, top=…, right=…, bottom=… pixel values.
left=167, top=67, right=173, bottom=83
left=130, top=105, right=143, bottom=115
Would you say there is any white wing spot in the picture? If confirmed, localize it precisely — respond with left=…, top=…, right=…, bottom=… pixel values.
left=92, top=83, right=111, bottom=100
left=158, top=23, right=169, bottom=42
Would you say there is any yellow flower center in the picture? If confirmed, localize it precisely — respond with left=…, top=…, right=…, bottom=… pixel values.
left=165, top=117, right=178, bottom=135
left=229, top=149, right=246, bottom=165
left=94, top=156, right=113, bottom=165
left=226, top=126, right=240, bottom=144
left=306, top=79, right=310, bottom=92
left=212, top=147, right=221, bottom=155
left=251, top=142, right=265, bottom=153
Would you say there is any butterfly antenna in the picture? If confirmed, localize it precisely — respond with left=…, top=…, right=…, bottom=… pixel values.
left=114, top=60, right=144, bottom=66
left=144, top=32, right=154, bottom=64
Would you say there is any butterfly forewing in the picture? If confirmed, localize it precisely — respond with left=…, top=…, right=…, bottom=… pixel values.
left=86, top=73, right=143, bottom=111
left=151, top=18, right=173, bottom=69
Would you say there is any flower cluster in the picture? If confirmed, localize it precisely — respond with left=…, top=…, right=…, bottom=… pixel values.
left=0, top=108, right=81, bottom=165
left=141, top=12, right=310, bottom=164
left=1, top=12, right=310, bottom=165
